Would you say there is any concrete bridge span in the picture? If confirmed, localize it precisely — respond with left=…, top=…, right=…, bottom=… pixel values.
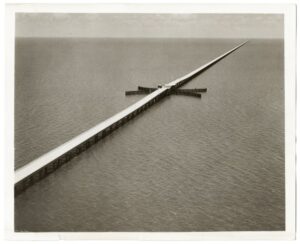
left=15, top=41, right=247, bottom=195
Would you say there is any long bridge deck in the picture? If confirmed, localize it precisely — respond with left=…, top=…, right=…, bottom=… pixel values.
left=15, top=41, right=247, bottom=195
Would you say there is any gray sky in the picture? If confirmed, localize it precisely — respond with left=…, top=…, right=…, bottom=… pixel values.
left=16, top=13, right=283, bottom=39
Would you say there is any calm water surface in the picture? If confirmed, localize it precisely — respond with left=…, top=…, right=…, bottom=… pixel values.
left=15, top=38, right=284, bottom=231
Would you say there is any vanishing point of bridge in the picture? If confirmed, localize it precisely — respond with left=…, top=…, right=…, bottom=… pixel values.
left=15, top=41, right=248, bottom=195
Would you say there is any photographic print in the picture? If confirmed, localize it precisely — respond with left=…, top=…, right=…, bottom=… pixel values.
left=5, top=2, right=296, bottom=240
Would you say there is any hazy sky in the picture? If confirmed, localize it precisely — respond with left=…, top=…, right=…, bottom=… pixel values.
left=16, top=13, right=283, bottom=39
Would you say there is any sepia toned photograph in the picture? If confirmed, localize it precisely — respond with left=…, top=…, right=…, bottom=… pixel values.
left=5, top=2, right=296, bottom=240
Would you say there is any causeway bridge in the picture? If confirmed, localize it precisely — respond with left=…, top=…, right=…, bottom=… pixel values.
left=15, top=41, right=248, bottom=195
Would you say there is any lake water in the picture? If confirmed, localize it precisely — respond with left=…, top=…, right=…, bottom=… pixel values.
left=15, top=38, right=284, bottom=231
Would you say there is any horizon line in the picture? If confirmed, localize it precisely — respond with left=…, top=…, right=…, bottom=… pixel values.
left=15, top=36, right=284, bottom=40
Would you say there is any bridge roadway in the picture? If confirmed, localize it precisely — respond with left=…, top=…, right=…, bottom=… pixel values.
left=15, top=41, right=247, bottom=195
